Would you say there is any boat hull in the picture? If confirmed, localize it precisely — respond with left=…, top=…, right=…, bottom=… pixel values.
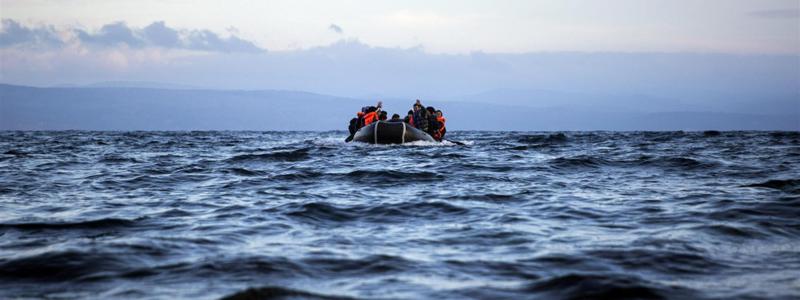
left=351, top=121, right=435, bottom=144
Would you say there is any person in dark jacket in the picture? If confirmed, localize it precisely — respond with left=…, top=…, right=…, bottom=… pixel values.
left=412, top=100, right=429, bottom=132
left=348, top=111, right=363, bottom=135
left=346, top=111, right=365, bottom=142
left=388, top=113, right=402, bottom=122
left=426, top=106, right=441, bottom=140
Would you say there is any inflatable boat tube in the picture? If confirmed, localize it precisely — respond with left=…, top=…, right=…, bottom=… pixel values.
left=350, top=121, right=436, bottom=144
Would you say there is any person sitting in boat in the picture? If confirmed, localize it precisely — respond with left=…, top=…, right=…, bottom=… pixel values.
left=436, top=110, right=447, bottom=139
left=361, top=101, right=383, bottom=126
left=345, top=110, right=365, bottom=142
left=379, top=111, right=388, bottom=121
left=388, top=113, right=402, bottom=122
left=362, top=107, right=375, bottom=126
left=349, top=111, right=364, bottom=135
left=411, top=100, right=429, bottom=132
left=425, top=106, right=441, bottom=140
left=404, top=110, right=414, bottom=125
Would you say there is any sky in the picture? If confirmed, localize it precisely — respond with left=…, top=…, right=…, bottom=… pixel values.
left=1, top=0, right=798, bottom=54
left=0, top=0, right=798, bottom=99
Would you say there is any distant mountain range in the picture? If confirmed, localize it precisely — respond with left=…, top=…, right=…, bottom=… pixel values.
left=57, top=81, right=204, bottom=90
left=1, top=83, right=797, bottom=131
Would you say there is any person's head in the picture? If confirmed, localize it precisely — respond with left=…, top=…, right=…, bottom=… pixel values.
left=426, top=106, right=435, bottom=114
left=436, top=110, right=442, bottom=117
left=407, top=110, right=413, bottom=116
left=367, top=106, right=376, bottom=113
left=379, top=111, right=388, bottom=120
left=357, top=111, right=364, bottom=117
left=391, top=114, right=400, bottom=120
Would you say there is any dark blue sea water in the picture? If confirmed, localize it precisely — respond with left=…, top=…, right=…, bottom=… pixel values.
left=1, top=131, right=799, bottom=299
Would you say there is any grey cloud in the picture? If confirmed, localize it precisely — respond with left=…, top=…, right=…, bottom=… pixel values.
left=78, top=21, right=264, bottom=52
left=0, top=19, right=64, bottom=48
left=76, top=22, right=145, bottom=47
left=749, top=9, right=800, bottom=19
left=142, top=21, right=180, bottom=48
left=183, top=29, right=263, bottom=53
left=0, top=19, right=263, bottom=53
left=328, top=24, right=343, bottom=34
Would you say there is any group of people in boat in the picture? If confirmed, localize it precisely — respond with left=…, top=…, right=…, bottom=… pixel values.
left=348, top=99, right=447, bottom=141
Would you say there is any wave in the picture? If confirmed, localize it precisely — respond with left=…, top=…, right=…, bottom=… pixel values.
left=641, top=131, right=686, bottom=142
left=343, top=169, right=442, bottom=181
left=743, top=179, right=800, bottom=193
left=220, top=286, right=356, bottom=300
left=227, top=148, right=310, bottom=162
left=272, top=169, right=446, bottom=184
left=271, top=170, right=325, bottom=181
left=0, top=250, right=126, bottom=282
left=706, top=197, right=800, bottom=231
left=585, top=249, right=724, bottom=275
left=769, top=131, right=800, bottom=139
left=98, top=154, right=141, bottom=163
left=548, top=155, right=717, bottom=170
left=3, top=149, right=29, bottom=156
left=284, top=201, right=468, bottom=224
left=549, top=156, right=608, bottom=169
left=524, top=273, right=696, bottom=299
left=516, top=133, right=568, bottom=145
left=638, top=156, right=717, bottom=170
left=157, top=208, right=194, bottom=218
left=301, top=254, right=413, bottom=275
left=0, top=218, right=138, bottom=231
left=694, top=224, right=770, bottom=239
left=447, top=193, right=515, bottom=202
left=226, top=167, right=266, bottom=176
left=162, top=254, right=412, bottom=287
left=444, top=259, right=542, bottom=281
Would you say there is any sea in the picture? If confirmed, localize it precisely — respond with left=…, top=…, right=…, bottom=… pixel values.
left=0, top=131, right=798, bottom=299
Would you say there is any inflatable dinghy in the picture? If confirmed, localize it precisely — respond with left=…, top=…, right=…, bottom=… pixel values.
left=350, top=121, right=435, bottom=144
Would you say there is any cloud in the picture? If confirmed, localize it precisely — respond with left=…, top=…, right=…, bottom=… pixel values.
left=76, top=22, right=145, bottom=48
left=183, top=30, right=263, bottom=53
left=142, top=21, right=181, bottom=48
left=0, top=19, right=264, bottom=53
left=749, top=9, right=800, bottom=19
left=0, top=19, right=63, bottom=48
left=77, top=21, right=264, bottom=53
left=328, top=24, right=343, bottom=34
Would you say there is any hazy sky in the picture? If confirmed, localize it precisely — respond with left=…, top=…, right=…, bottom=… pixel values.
left=2, top=0, right=798, bottom=53
left=1, top=0, right=798, bottom=103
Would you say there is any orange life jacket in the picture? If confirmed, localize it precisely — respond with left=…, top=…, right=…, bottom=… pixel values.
left=363, top=111, right=378, bottom=126
left=437, top=116, right=446, bottom=135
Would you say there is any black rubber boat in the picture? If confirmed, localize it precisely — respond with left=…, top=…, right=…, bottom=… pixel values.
left=349, top=121, right=435, bottom=144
